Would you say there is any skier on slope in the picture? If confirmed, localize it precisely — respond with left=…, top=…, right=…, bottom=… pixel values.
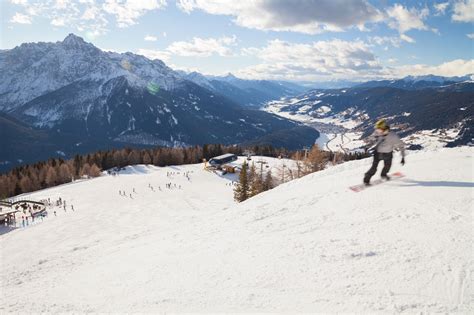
left=363, top=119, right=406, bottom=185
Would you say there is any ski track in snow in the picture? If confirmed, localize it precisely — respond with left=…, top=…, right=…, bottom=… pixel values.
left=0, top=149, right=472, bottom=313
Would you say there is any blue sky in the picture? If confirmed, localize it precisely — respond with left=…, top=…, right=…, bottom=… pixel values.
left=2, top=0, right=473, bottom=81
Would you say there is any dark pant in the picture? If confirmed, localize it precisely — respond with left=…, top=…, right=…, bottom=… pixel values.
left=364, top=152, right=393, bottom=183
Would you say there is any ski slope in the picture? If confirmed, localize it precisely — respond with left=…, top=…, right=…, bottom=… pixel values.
left=1, top=149, right=473, bottom=313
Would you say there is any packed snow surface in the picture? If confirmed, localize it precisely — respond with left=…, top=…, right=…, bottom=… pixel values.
left=1, top=149, right=473, bottom=313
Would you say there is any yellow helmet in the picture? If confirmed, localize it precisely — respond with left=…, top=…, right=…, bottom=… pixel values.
left=375, top=119, right=388, bottom=130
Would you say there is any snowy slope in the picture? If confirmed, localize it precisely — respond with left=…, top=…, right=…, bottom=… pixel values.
left=1, top=149, right=473, bottom=313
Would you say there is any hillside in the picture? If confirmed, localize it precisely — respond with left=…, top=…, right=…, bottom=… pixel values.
left=0, top=148, right=472, bottom=312
left=265, top=85, right=474, bottom=151
left=0, top=112, right=56, bottom=166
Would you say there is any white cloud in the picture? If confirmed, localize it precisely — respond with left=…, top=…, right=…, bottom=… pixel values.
left=137, top=48, right=171, bottom=61
left=176, top=0, right=382, bottom=34
left=81, top=6, right=100, bottom=20
left=166, top=36, right=237, bottom=57
left=368, top=36, right=401, bottom=48
left=434, top=2, right=449, bottom=15
left=452, top=0, right=474, bottom=22
left=144, top=35, right=158, bottom=41
left=467, top=33, right=474, bottom=39
left=386, top=4, right=430, bottom=34
left=234, top=38, right=474, bottom=81
left=9, top=0, right=28, bottom=5
left=394, top=59, right=474, bottom=77
left=400, top=33, right=415, bottom=43
left=54, top=0, right=69, bottom=9
left=162, top=32, right=167, bottom=37
left=8, top=0, right=166, bottom=35
left=51, top=17, right=65, bottom=26
left=237, top=39, right=382, bottom=81
left=10, top=12, right=32, bottom=24
left=8, top=1, right=110, bottom=36
left=103, top=0, right=167, bottom=27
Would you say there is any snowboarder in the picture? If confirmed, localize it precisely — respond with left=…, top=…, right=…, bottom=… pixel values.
left=363, top=119, right=406, bottom=185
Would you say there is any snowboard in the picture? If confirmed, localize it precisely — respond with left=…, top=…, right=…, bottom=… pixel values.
left=349, top=172, right=405, bottom=192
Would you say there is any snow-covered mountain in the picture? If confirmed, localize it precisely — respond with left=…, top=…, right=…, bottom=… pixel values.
left=0, top=34, right=182, bottom=112
left=0, top=34, right=319, bottom=169
left=265, top=84, right=473, bottom=151
left=1, top=148, right=472, bottom=312
left=183, top=72, right=307, bottom=108
left=355, top=74, right=473, bottom=90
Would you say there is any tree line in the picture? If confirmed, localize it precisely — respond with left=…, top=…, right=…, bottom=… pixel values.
left=0, top=144, right=294, bottom=199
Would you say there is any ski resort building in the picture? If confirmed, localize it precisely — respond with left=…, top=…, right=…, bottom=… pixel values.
left=208, top=153, right=238, bottom=166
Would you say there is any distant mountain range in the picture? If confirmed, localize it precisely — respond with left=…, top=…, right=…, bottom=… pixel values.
left=181, top=72, right=306, bottom=108
left=0, top=34, right=316, bottom=171
left=354, top=74, right=473, bottom=90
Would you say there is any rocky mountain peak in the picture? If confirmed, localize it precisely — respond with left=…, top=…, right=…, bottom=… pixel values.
left=61, top=33, right=91, bottom=49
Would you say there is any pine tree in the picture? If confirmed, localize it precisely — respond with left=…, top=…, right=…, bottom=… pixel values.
left=264, top=170, right=273, bottom=191
left=0, top=175, right=7, bottom=199
left=73, top=154, right=82, bottom=177
left=142, top=151, right=152, bottom=165
left=127, top=151, right=140, bottom=165
left=292, top=151, right=305, bottom=178
left=234, top=162, right=249, bottom=202
left=152, top=150, right=161, bottom=166
left=19, top=176, right=32, bottom=193
left=80, top=163, right=91, bottom=178
left=90, top=164, right=101, bottom=177
left=248, top=163, right=263, bottom=197
left=45, top=166, right=57, bottom=186
left=58, top=163, right=72, bottom=183
left=304, top=145, right=327, bottom=173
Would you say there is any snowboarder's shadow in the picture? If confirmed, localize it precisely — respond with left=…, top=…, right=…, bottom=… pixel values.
left=400, top=179, right=474, bottom=188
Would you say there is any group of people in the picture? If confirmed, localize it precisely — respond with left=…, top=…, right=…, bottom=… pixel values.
left=117, top=169, right=195, bottom=198
left=2, top=196, right=75, bottom=229
left=167, top=170, right=193, bottom=181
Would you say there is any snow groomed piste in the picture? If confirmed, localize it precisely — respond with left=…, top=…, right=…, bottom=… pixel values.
left=0, top=148, right=472, bottom=312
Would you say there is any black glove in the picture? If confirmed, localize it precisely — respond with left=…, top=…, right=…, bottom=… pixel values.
left=401, top=158, right=405, bottom=166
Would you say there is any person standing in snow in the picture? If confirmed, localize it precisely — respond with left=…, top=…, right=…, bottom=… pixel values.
left=363, top=119, right=406, bottom=185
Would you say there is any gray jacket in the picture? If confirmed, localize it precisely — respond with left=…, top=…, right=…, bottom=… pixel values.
left=369, top=131, right=406, bottom=157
